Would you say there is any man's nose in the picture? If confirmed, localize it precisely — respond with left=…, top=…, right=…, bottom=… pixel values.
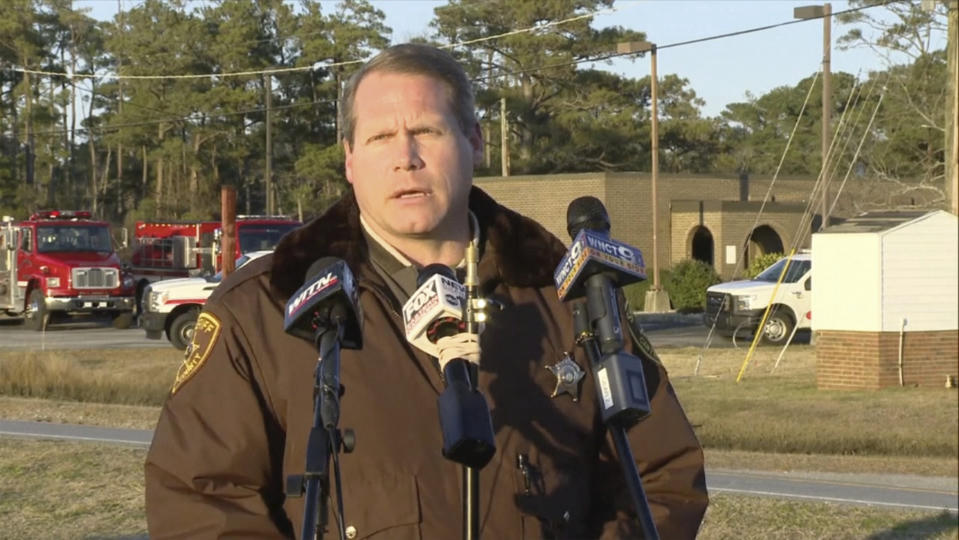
left=391, top=134, right=425, bottom=171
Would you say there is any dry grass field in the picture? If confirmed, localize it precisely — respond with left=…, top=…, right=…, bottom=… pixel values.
left=0, top=345, right=956, bottom=538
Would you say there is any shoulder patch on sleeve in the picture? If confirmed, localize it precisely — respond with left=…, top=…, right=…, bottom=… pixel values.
left=172, top=311, right=222, bottom=394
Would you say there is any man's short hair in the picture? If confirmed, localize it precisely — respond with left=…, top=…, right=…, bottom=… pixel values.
left=340, top=43, right=476, bottom=146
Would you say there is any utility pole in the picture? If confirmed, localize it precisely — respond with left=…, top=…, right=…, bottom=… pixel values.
left=948, top=0, right=958, bottom=214
left=117, top=0, right=124, bottom=217
left=500, top=96, right=510, bottom=176
left=795, top=3, right=832, bottom=229
left=617, top=40, right=671, bottom=312
left=264, top=74, right=274, bottom=215
left=221, top=186, right=237, bottom=278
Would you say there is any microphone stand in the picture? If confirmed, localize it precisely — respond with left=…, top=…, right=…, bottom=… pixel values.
left=293, top=320, right=350, bottom=540
left=463, top=242, right=481, bottom=540
left=572, top=302, right=660, bottom=540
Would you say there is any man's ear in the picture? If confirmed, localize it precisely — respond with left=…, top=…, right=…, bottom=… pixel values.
left=469, top=121, right=483, bottom=163
left=343, top=140, right=355, bottom=185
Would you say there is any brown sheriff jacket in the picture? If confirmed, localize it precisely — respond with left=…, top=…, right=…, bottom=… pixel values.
left=145, top=187, right=708, bottom=539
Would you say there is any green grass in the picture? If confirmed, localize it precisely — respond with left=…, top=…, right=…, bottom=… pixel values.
left=0, top=347, right=956, bottom=539
left=677, top=377, right=958, bottom=457
left=0, top=348, right=180, bottom=406
left=0, top=439, right=954, bottom=540
left=0, top=439, right=148, bottom=539
left=700, top=494, right=958, bottom=539
left=1, top=346, right=957, bottom=461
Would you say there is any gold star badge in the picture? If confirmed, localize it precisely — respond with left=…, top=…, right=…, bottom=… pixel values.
left=546, top=353, right=585, bottom=401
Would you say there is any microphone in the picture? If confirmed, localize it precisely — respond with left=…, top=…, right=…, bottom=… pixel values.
left=557, top=196, right=650, bottom=426
left=284, top=257, right=362, bottom=350
left=283, top=257, right=363, bottom=539
left=554, top=202, right=646, bottom=303
left=403, top=264, right=496, bottom=469
left=284, top=257, right=362, bottom=431
left=403, top=264, right=467, bottom=358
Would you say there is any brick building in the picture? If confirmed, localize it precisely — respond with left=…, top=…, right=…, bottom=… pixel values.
left=475, top=172, right=816, bottom=280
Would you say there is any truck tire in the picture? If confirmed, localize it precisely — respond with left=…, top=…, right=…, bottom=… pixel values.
left=168, top=310, right=199, bottom=351
left=761, top=308, right=794, bottom=346
left=112, top=312, right=134, bottom=329
left=24, top=289, right=49, bottom=331
left=135, top=281, right=149, bottom=318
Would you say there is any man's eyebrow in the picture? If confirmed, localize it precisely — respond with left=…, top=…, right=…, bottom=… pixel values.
left=364, top=127, right=397, bottom=141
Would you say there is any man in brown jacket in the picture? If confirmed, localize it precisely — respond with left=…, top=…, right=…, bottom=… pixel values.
left=145, top=43, right=707, bottom=539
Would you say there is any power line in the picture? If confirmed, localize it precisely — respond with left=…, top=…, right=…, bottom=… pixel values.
left=11, top=6, right=619, bottom=81
left=10, top=0, right=902, bottom=135
left=29, top=97, right=336, bottom=137
left=483, top=0, right=907, bottom=83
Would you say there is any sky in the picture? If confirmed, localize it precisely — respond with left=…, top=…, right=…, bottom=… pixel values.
left=74, top=0, right=947, bottom=118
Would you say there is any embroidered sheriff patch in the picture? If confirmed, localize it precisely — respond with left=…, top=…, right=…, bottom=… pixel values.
left=171, top=311, right=221, bottom=394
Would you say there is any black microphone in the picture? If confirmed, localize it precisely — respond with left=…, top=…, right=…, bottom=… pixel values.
left=284, top=257, right=362, bottom=350
left=283, top=257, right=363, bottom=540
left=556, top=196, right=650, bottom=426
left=403, top=264, right=496, bottom=469
left=284, top=257, right=362, bottom=430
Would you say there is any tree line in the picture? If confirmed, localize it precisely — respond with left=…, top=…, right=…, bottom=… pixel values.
left=0, top=0, right=950, bottom=225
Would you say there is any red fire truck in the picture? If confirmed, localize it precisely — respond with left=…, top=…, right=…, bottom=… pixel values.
left=127, top=215, right=300, bottom=308
left=0, top=211, right=136, bottom=330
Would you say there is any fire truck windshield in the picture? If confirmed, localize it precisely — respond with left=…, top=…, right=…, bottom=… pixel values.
left=238, top=224, right=298, bottom=253
left=37, top=225, right=112, bottom=253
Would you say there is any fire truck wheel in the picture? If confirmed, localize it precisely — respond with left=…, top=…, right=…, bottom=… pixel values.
left=169, top=310, right=199, bottom=351
left=112, top=312, right=134, bottom=329
left=24, top=289, right=49, bottom=331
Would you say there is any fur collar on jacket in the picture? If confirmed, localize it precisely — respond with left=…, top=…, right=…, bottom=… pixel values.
left=270, top=187, right=568, bottom=300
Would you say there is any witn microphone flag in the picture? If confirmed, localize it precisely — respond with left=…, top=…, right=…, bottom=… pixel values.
left=403, top=271, right=467, bottom=358
left=554, top=229, right=646, bottom=301
left=283, top=257, right=363, bottom=350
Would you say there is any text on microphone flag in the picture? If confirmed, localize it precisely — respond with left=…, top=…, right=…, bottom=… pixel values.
left=555, top=229, right=647, bottom=301
left=287, top=273, right=339, bottom=318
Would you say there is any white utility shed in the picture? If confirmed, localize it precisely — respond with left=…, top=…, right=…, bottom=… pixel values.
left=812, top=210, right=959, bottom=333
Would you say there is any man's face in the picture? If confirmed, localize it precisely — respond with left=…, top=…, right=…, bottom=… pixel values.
left=344, top=71, right=482, bottom=247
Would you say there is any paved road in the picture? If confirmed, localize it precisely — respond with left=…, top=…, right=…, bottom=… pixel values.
left=636, top=314, right=811, bottom=349
left=0, top=308, right=818, bottom=352
left=1, top=420, right=956, bottom=514
left=0, top=316, right=170, bottom=350
left=0, top=311, right=760, bottom=351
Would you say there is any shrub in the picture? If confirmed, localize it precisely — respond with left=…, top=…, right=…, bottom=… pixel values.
left=662, top=259, right=721, bottom=313
left=744, top=252, right=785, bottom=279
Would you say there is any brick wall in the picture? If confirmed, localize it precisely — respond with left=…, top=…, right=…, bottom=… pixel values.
left=670, top=200, right=723, bottom=268
left=817, top=330, right=959, bottom=389
left=475, top=173, right=814, bottom=280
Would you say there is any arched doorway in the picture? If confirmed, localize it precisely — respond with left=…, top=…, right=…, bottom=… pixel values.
left=689, top=226, right=714, bottom=266
left=745, top=225, right=784, bottom=265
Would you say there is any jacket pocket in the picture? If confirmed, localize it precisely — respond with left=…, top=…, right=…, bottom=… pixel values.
left=343, top=466, right=421, bottom=540
left=512, top=452, right=582, bottom=539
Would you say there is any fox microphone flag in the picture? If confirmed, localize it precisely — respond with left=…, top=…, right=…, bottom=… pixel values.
left=403, top=266, right=467, bottom=358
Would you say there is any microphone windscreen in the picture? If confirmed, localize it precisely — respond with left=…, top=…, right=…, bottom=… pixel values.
left=566, top=196, right=610, bottom=239
left=418, top=263, right=456, bottom=287
left=284, top=257, right=362, bottom=349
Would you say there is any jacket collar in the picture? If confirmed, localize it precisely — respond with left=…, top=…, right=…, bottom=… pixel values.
left=270, top=187, right=568, bottom=300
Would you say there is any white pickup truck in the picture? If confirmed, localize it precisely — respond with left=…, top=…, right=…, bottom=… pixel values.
left=140, top=250, right=271, bottom=349
left=703, top=253, right=812, bottom=345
